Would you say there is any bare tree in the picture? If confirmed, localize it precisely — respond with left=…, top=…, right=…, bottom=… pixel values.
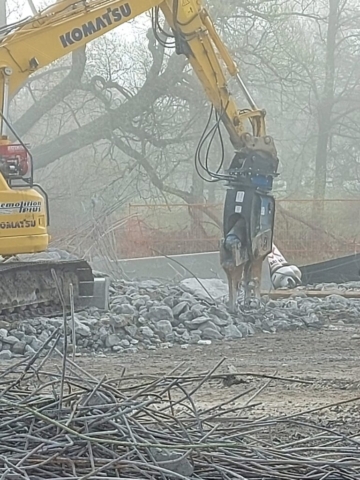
left=216, top=0, right=360, bottom=204
left=7, top=0, right=360, bottom=245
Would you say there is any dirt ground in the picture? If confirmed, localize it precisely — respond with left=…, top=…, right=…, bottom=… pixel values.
left=73, top=325, right=360, bottom=419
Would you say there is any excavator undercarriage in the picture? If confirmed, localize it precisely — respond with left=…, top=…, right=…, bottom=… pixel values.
left=0, top=253, right=94, bottom=322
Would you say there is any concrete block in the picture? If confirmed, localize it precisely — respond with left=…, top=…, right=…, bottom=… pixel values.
left=79, top=276, right=110, bottom=311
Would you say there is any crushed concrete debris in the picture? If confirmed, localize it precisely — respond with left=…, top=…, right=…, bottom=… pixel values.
left=0, top=279, right=360, bottom=358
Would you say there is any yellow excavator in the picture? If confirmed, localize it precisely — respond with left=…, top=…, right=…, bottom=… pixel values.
left=0, top=0, right=301, bottom=315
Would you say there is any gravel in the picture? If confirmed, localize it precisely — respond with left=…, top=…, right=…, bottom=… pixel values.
left=0, top=278, right=359, bottom=358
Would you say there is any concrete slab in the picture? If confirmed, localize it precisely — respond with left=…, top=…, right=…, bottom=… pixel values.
left=91, top=251, right=273, bottom=290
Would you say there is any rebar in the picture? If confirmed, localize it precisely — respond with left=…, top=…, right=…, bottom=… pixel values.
left=0, top=350, right=359, bottom=479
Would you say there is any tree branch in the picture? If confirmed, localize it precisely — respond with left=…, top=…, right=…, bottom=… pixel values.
left=14, top=48, right=87, bottom=137
left=32, top=51, right=185, bottom=169
left=111, top=134, right=222, bottom=227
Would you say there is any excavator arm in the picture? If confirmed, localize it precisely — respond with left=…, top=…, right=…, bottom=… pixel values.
left=0, top=0, right=301, bottom=312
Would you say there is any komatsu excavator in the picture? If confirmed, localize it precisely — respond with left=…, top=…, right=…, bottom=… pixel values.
left=0, top=0, right=301, bottom=316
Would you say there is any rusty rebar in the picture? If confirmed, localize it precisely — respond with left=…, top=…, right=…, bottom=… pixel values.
left=0, top=352, right=358, bottom=479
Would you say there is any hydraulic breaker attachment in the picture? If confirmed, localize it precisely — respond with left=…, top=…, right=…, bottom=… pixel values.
left=220, top=147, right=278, bottom=312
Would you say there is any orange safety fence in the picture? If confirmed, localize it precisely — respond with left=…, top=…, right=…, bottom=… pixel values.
left=116, top=199, right=360, bottom=265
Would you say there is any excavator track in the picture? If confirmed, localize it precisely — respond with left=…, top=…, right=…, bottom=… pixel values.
left=0, top=258, right=94, bottom=323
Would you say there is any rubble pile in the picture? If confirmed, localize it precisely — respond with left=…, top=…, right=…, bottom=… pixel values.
left=0, top=278, right=359, bottom=358
left=0, top=353, right=359, bottom=480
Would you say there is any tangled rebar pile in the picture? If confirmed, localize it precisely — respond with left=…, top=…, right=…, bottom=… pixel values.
left=0, top=339, right=359, bottom=479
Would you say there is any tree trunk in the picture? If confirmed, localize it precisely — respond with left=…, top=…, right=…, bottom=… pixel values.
left=189, top=95, right=205, bottom=243
left=313, top=0, right=339, bottom=222
left=0, top=0, right=6, bottom=26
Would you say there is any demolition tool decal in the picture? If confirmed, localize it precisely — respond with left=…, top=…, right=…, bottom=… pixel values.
left=0, top=201, right=42, bottom=214
left=60, top=3, right=132, bottom=48
left=0, top=220, right=36, bottom=229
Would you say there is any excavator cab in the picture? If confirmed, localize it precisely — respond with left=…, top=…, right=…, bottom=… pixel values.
left=0, top=141, right=31, bottom=184
left=0, top=132, right=50, bottom=256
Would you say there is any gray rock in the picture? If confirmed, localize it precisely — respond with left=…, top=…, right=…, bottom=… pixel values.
left=273, top=319, right=290, bottom=331
left=267, top=300, right=281, bottom=308
left=120, top=339, right=130, bottom=348
left=198, top=321, right=219, bottom=332
left=25, top=345, right=36, bottom=356
left=261, top=319, right=274, bottom=332
left=24, top=324, right=36, bottom=335
left=133, top=296, right=150, bottom=309
left=99, top=325, right=109, bottom=338
left=321, top=283, right=339, bottom=290
left=179, top=293, right=197, bottom=305
left=2, top=335, right=18, bottom=345
left=137, top=279, right=160, bottom=289
left=172, top=301, right=188, bottom=317
left=207, top=306, right=230, bottom=321
left=38, top=331, right=50, bottom=343
left=155, top=320, right=173, bottom=340
left=12, top=341, right=27, bottom=355
left=99, top=316, right=111, bottom=326
left=223, top=324, right=243, bottom=339
left=209, top=315, right=230, bottom=327
left=178, top=311, right=194, bottom=323
left=185, top=316, right=210, bottom=330
left=192, top=329, right=202, bottom=336
left=111, top=295, right=131, bottom=305
left=304, top=313, right=322, bottom=326
left=126, top=287, right=138, bottom=296
left=140, top=326, right=154, bottom=338
left=237, top=322, right=253, bottom=336
left=125, top=325, right=138, bottom=338
left=149, top=306, right=174, bottom=321
left=0, top=350, right=12, bottom=360
left=137, top=316, right=147, bottom=326
left=105, top=334, right=121, bottom=348
left=112, top=345, right=123, bottom=353
left=110, top=314, right=132, bottom=329
left=326, top=294, right=348, bottom=306
left=69, top=316, right=91, bottom=337
left=10, top=330, right=25, bottom=341
left=191, top=304, right=206, bottom=317
left=194, top=315, right=213, bottom=325
left=202, top=328, right=223, bottom=340
left=113, top=304, right=137, bottom=316
left=175, top=326, right=186, bottom=334
left=165, top=333, right=175, bottom=343
left=181, top=330, right=191, bottom=342
left=31, top=339, right=43, bottom=352
left=163, top=296, right=175, bottom=308
left=48, top=318, right=63, bottom=328
left=0, top=328, right=7, bottom=339
left=189, top=333, right=201, bottom=344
